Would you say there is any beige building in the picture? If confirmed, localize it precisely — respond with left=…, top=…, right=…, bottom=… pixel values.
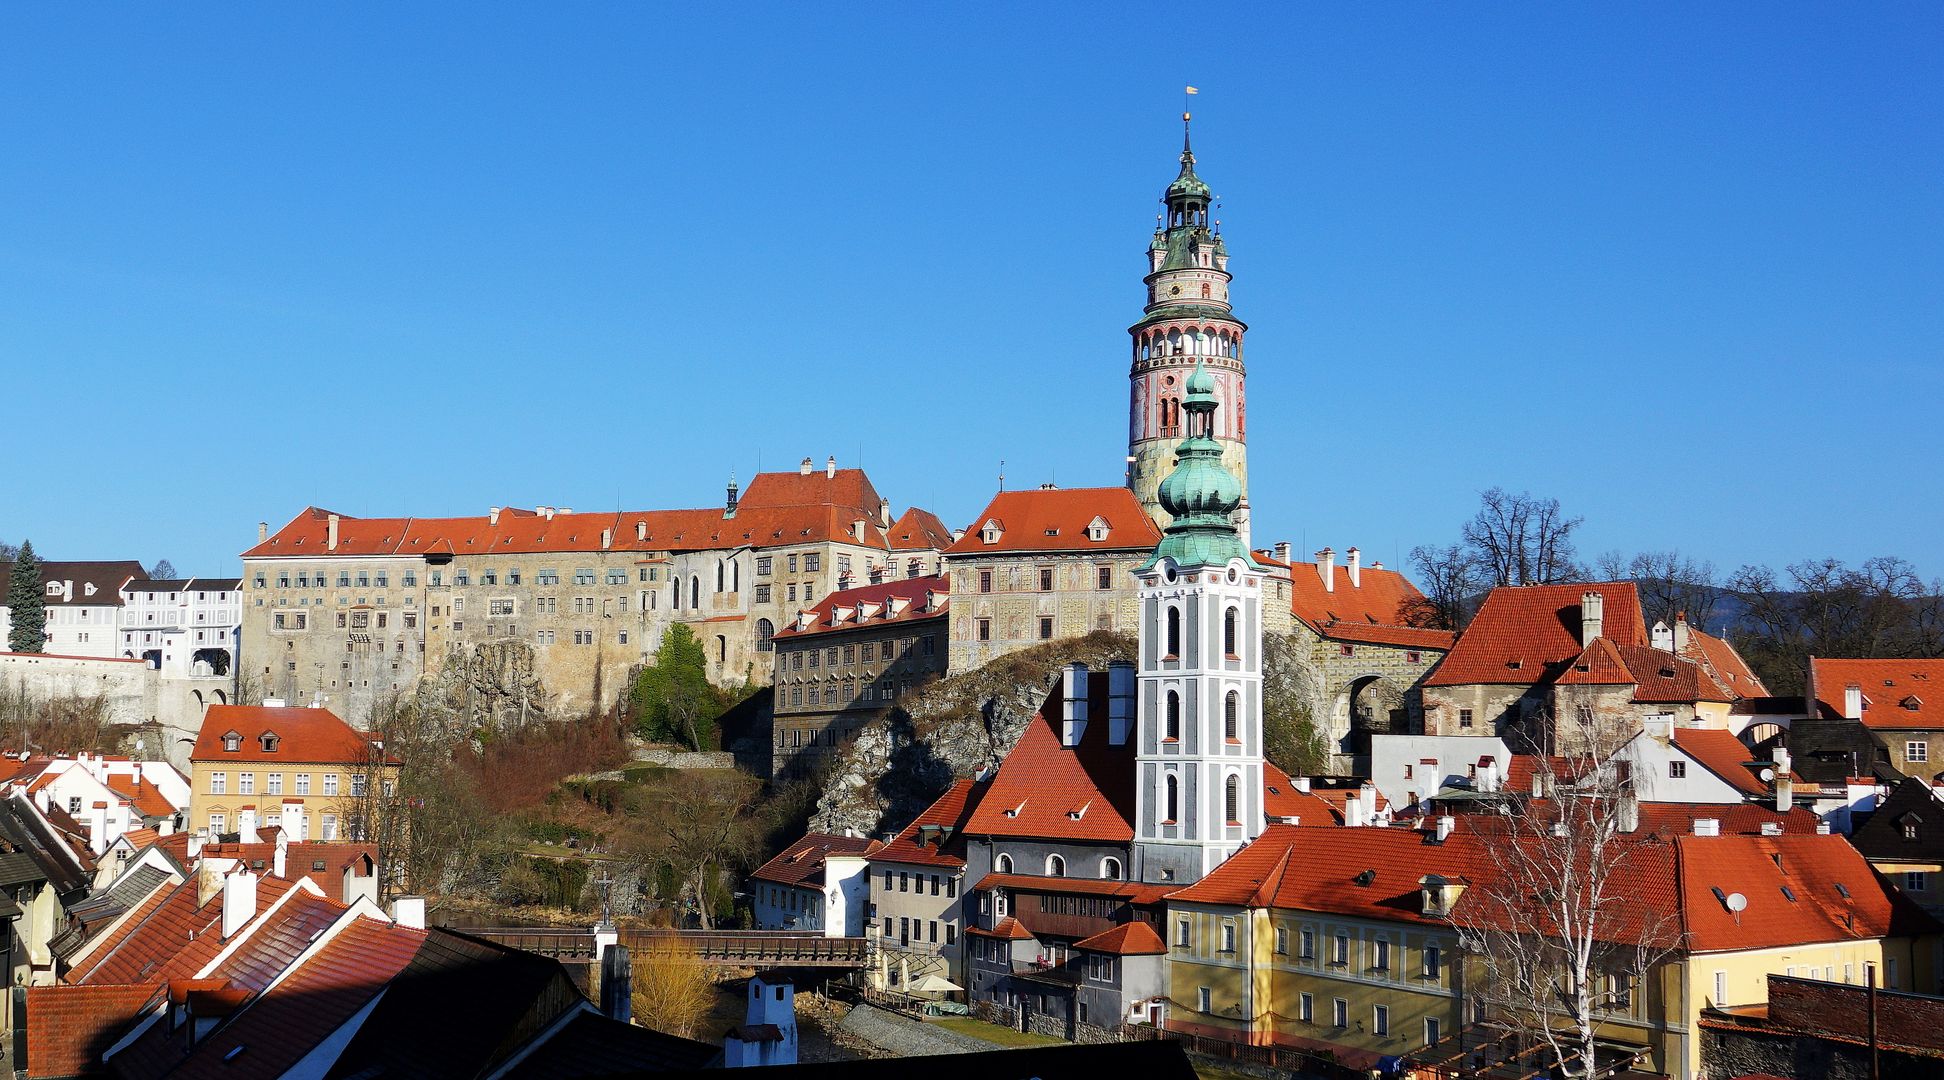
left=240, top=460, right=950, bottom=726
left=187, top=703, right=399, bottom=842
left=864, top=779, right=986, bottom=994
left=942, top=487, right=1159, bottom=674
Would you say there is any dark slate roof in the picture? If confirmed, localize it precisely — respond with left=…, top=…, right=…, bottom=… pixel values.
left=123, top=577, right=243, bottom=594
left=0, top=560, right=147, bottom=606
left=496, top=1006, right=718, bottom=1078
left=66, top=863, right=171, bottom=924
left=651, top=1039, right=1199, bottom=1080
left=1785, top=718, right=1900, bottom=786
left=0, top=793, right=91, bottom=899
left=0, top=852, right=44, bottom=888
left=1851, top=776, right=1944, bottom=863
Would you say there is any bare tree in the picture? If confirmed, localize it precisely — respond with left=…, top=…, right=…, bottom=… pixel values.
left=1595, top=550, right=1722, bottom=631
left=1450, top=719, right=1685, bottom=1079
left=149, top=559, right=177, bottom=580
left=1461, top=487, right=1585, bottom=588
left=623, top=769, right=763, bottom=930
left=1728, top=557, right=1944, bottom=695
left=1406, top=542, right=1483, bottom=630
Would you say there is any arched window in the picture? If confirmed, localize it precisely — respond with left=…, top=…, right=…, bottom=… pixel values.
left=1046, top=854, right=1066, bottom=877
left=756, top=619, right=775, bottom=652
left=1100, top=857, right=1122, bottom=880
left=1224, top=607, right=1238, bottom=658
left=1165, top=691, right=1181, bottom=741
left=732, top=561, right=740, bottom=593
left=1225, top=774, right=1240, bottom=825
left=1201, top=282, right=1211, bottom=299
left=1225, top=691, right=1239, bottom=741
left=1166, top=607, right=1181, bottom=658
left=671, top=581, right=682, bottom=610
left=690, top=576, right=700, bottom=609
left=996, top=853, right=1014, bottom=874
left=1164, top=774, right=1179, bottom=824
left=716, top=561, right=725, bottom=593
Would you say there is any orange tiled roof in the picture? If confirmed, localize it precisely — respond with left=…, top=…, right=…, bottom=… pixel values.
left=1682, top=626, right=1767, bottom=699
left=869, top=779, right=988, bottom=869
left=772, top=575, right=947, bottom=641
left=106, top=774, right=180, bottom=818
left=943, top=487, right=1160, bottom=556
left=1671, top=729, right=1778, bottom=797
left=1166, top=825, right=1487, bottom=924
left=887, top=508, right=953, bottom=552
left=23, top=983, right=157, bottom=1078
left=1073, top=920, right=1167, bottom=955
left=750, top=833, right=874, bottom=890
left=1557, top=639, right=1733, bottom=704
left=191, top=705, right=393, bottom=765
left=1676, top=833, right=1939, bottom=952
left=72, top=875, right=298, bottom=987
left=1425, top=582, right=1646, bottom=688
left=1287, top=560, right=1442, bottom=646
left=197, top=840, right=377, bottom=903
left=963, top=674, right=1135, bottom=843
left=1261, top=763, right=1339, bottom=824
left=965, top=916, right=1035, bottom=940
left=1810, top=658, right=1944, bottom=731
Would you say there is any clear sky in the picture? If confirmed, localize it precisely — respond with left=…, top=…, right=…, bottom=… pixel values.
left=3, top=5, right=1939, bottom=583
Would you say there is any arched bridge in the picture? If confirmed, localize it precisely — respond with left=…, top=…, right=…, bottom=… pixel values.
left=464, top=926, right=869, bottom=968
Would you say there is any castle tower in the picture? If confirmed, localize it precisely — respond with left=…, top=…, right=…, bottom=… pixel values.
left=1127, top=111, right=1250, bottom=548
left=1132, top=361, right=1266, bottom=886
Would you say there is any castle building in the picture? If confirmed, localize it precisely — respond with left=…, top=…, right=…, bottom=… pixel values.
left=1127, top=113, right=1249, bottom=547
left=0, top=561, right=148, bottom=660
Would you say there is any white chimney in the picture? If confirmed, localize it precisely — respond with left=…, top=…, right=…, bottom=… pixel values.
left=1760, top=822, right=1784, bottom=837
left=1478, top=759, right=1501, bottom=794
left=879, top=499, right=892, bottom=528
left=1344, top=796, right=1362, bottom=828
left=188, top=829, right=206, bottom=859
left=273, top=830, right=288, bottom=879
left=257, top=521, right=268, bottom=543
left=1317, top=548, right=1335, bottom=593
left=1060, top=663, right=1090, bottom=748
left=1346, top=547, right=1362, bottom=589
left=1693, top=818, right=1720, bottom=837
left=799, top=457, right=814, bottom=476
left=601, top=528, right=612, bottom=550
left=826, top=455, right=837, bottom=479
left=390, top=897, right=427, bottom=930
left=1580, top=590, right=1604, bottom=647
left=239, top=809, right=259, bottom=845
left=1619, top=788, right=1640, bottom=834
left=1107, top=662, right=1135, bottom=746
left=1435, top=815, right=1454, bottom=842
left=636, top=520, right=647, bottom=541
left=489, top=507, right=502, bottom=525
left=1775, top=770, right=1794, bottom=814
left=1844, top=685, right=1864, bottom=720
left=1294, top=776, right=1311, bottom=793
left=222, top=868, right=258, bottom=938
left=1273, top=542, right=1291, bottom=564
left=326, top=514, right=340, bottom=552
left=1360, top=784, right=1378, bottom=823
left=1673, top=612, right=1692, bottom=652
left=1651, top=620, right=1673, bottom=652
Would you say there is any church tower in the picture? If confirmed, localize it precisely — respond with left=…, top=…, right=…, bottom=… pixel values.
left=1132, top=361, right=1266, bottom=886
left=1127, top=111, right=1250, bottom=548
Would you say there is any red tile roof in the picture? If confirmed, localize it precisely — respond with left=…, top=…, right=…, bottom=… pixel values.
left=243, top=468, right=944, bottom=560
left=1425, top=582, right=1646, bottom=688
left=963, top=674, right=1135, bottom=843
left=750, top=832, right=874, bottom=889
left=1810, top=658, right=1944, bottom=731
left=1682, top=626, right=1768, bottom=700
left=23, top=982, right=157, bottom=1078
left=1286, top=560, right=1450, bottom=650
left=965, top=916, right=1034, bottom=940
left=72, top=875, right=298, bottom=987
left=197, top=840, right=377, bottom=903
left=772, top=574, right=947, bottom=641
left=1557, top=639, right=1733, bottom=704
left=887, top=508, right=954, bottom=552
left=1073, top=920, right=1167, bottom=955
left=191, top=705, right=392, bottom=765
left=1675, top=833, right=1939, bottom=953
left=869, top=779, right=989, bottom=869
left=1671, top=729, right=1776, bottom=797
left=1166, top=825, right=1487, bottom=925
left=1261, top=764, right=1338, bottom=824
left=106, top=774, right=180, bottom=818
left=943, top=487, right=1160, bottom=556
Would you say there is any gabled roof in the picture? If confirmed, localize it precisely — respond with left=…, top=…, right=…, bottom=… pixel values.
left=1425, top=582, right=1646, bottom=688
left=870, top=779, right=989, bottom=869
left=1671, top=729, right=1776, bottom=797
left=106, top=774, right=180, bottom=818
left=1850, top=776, right=1944, bottom=863
left=886, top=508, right=954, bottom=552
left=1167, top=825, right=1487, bottom=924
left=191, top=706, right=391, bottom=765
left=494, top=1005, right=720, bottom=1078
left=1073, top=920, right=1167, bottom=956
left=1557, top=639, right=1734, bottom=704
left=962, top=674, right=1135, bottom=843
left=965, top=916, right=1035, bottom=940
left=1810, top=658, right=1944, bottom=731
left=23, top=982, right=157, bottom=1079
left=1676, top=832, right=1940, bottom=952
left=0, top=561, right=147, bottom=607
left=942, top=488, right=1160, bottom=556
left=1681, top=626, right=1767, bottom=700
left=1261, top=763, right=1339, bottom=824
left=197, top=839, right=378, bottom=903
left=70, top=875, right=297, bottom=987
left=750, top=832, right=874, bottom=890
left=1285, top=559, right=1452, bottom=651
left=772, top=574, right=948, bottom=642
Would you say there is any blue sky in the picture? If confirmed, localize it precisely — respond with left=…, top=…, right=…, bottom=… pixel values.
left=3, top=5, right=1939, bottom=583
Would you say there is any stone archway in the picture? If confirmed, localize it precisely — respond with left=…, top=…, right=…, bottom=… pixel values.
left=1345, top=674, right=1407, bottom=767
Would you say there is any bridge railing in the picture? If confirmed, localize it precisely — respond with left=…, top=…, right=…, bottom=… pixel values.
left=459, top=927, right=869, bottom=966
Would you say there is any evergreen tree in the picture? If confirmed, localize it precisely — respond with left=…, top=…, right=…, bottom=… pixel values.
left=7, top=542, right=46, bottom=654
left=629, top=625, right=721, bottom=750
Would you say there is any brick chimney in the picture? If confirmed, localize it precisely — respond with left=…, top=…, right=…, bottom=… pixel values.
left=1317, top=548, right=1335, bottom=593
left=1580, top=590, right=1604, bottom=647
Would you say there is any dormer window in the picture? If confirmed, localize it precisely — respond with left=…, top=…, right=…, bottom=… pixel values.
left=44, top=583, right=60, bottom=596
left=1904, top=696, right=1924, bottom=711
left=1086, top=516, right=1110, bottom=542
left=980, top=520, right=1003, bottom=545
left=259, top=732, right=280, bottom=753
left=222, top=731, right=242, bottom=753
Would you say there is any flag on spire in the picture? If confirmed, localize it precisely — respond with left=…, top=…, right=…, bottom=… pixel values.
left=1185, top=86, right=1199, bottom=94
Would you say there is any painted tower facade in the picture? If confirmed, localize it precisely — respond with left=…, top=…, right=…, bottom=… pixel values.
left=1127, top=113, right=1250, bottom=548
left=1132, top=362, right=1267, bottom=886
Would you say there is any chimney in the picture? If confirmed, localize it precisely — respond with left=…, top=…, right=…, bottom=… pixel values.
left=273, top=830, right=288, bottom=880
left=879, top=499, right=892, bottom=528
left=257, top=522, right=268, bottom=543
left=1435, top=815, right=1455, bottom=842
left=557, top=507, right=572, bottom=515
left=1693, top=818, right=1720, bottom=837
left=1651, top=620, right=1673, bottom=652
left=239, top=809, right=259, bottom=845
left=799, top=457, right=814, bottom=476
left=1844, top=684, right=1863, bottom=720
left=726, top=477, right=740, bottom=514
left=1619, top=787, right=1640, bottom=833
left=1360, top=783, right=1377, bottom=823
left=389, top=897, right=427, bottom=930
left=222, top=868, right=258, bottom=938
left=87, top=803, right=108, bottom=855
left=1346, top=547, right=1362, bottom=589
left=851, top=520, right=867, bottom=542
left=1760, top=821, right=1784, bottom=837
left=826, top=455, right=837, bottom=479
left=326, top=514, right=340, bottom=552
left=1273, top=541, right=1291, bottom=564
left=1673, top=612, right=1692, bottom=652
left=601, top=528, right=612, bottom=550
left=1580, top=590, right=1604, bottom=647
left=1107, top=662, right=1135, bottom=746
left=188, top=829, right=206, bottom=860
left=1060, top=663, right=1090, bottom=747
left=1344, top=795, right=1364, bottom=828
left=1317, top=548, right=1335, bottom=593
left=1294, top=776, right=1311, bottom=793
left=1775, top=767, right=1794, bottom=813
left=489, top=507, right=502, bottom=525
left=636, top=520, right=647, bottom=541
left=1478, top=759, right=1501, bottom=794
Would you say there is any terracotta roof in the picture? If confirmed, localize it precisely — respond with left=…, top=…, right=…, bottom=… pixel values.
left=963, top=674, right=1135, bottom=843
left=943, top=487, right=1160, bottom=556
left=1166, top=825, right=1487, bottom=924
left=1810, top=658, right=1944, bottom=731
left=1557, top=639, right=1733, bottom=704
left=72, top=875, right=297, bottom=987
left=115, top=827, right=160, bottom=851
left=0, top=561, right=147, bottom=607
left=1671, top=729, right=1777, bottom=797
left=1286, top=560, right=1446, bottom=649
left=750, top=832, right=874, bottom=889
left=1073, top=920, right=1167, bottom=955
left=23, top=982, right=157, bottom=1078
left=106, top=774, right=180, bottom=818
left=773, top=575, right=948, bottom=642
left=870, top=779, right=989, bottom=869
left=197, top=840, right=377, bottom=902
left=1425, top=582, right=1646, bottom=688
left=243, top=469, right=945, bottom=560
left=965, top=916, right=1034, bottom=940
left=887, top=508, right=954, bottom=552
left=1682, top=626, right=1768, bottom=700
left=191, top=705, right=394, bottom=765
left=1676, top=833, right=1940, bottom=952
left=1261, top=763, right=1338, bottom=824
left=1304, top=783, right=1390, bottom=820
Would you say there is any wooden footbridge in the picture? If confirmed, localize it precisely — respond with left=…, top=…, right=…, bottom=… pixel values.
left=464, top=926, right=869, bottom=968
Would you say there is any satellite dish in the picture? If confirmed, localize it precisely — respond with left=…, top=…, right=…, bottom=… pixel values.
left=1760, top=768, right=1776, bottom=782
left=1726, top=892, right=1748, bottom=913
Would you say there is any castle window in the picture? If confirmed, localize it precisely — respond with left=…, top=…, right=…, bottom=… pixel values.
left=1225, top=691, right=1239, bottom=741
left=1100, top=857, right=1122, bottom=880
left=1038, top=617, right=1054, bottom=640
left=1165, top=691, right=1181, bottom=741
left=1097, top=565, right=1113, bottom=590
left=1164, top=774, right=1179, bottom=824
left=1046, top=855, right=1065, bottom=877
left=1223, top=607, right=1238, bottom=658
left=1039, top=567, right=1054, bottom=592
left=1225, top=774, right=1240, bottom=825
left=1165, top=607, right=1181, bottom=659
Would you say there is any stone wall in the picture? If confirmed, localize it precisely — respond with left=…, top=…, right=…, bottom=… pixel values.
left=1287, top=622, right=1445, bottom=773
left=0, top=653, right=217, bottom=770
left=945, top=554, right=1147, bottom=675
